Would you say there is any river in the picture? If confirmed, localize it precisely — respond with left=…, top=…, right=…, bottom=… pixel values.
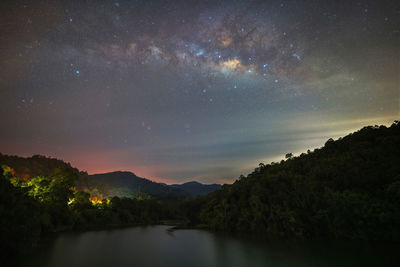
left=19, top=225, right=399, bottom=267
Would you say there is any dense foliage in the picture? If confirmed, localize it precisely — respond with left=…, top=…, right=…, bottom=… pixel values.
left=0, top=171, right=41, bottom=263
left=0, top=154, right=84, bottom=179
left=190, top=122, right=400, bottom=240
left=0, top=160, right=178, bottom=264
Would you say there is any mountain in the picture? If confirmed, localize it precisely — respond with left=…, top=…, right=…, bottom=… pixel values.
left=77, top=171, right=189, bottom=200
left=189, top=121, right=400, bottom=241
left=171, top=181, right=221, bottom=197
left=77, top=172, right=221, bottom=199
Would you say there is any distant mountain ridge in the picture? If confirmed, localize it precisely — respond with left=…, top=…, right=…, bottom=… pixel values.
left=77, top=171, right=221, bottom=199
left=77, top=171, right=188, bottom=200
left=171, top=181, right=221, bottom=197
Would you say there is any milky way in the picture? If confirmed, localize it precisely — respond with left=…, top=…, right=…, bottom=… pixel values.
left=0, top=0, right=399, bottom=183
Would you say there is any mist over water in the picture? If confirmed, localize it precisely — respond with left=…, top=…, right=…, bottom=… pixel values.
left=21, top=226, right=399, bottom=267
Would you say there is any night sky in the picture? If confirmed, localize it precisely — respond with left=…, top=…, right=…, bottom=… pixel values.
left=0, top=0, right=398, bottom=184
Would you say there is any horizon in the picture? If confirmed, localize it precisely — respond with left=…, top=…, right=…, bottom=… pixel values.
left=0, top=0, right=398, bottom=184
left=2, top=118, right=397, bottom=184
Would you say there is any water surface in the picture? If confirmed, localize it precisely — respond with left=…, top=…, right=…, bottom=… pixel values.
left=21, top=225, right=399, bottom=267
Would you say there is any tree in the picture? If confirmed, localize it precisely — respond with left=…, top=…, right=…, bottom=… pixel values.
left=0, top=171, right=41, bottom=263
left=285, top=153, right=293, bottom=159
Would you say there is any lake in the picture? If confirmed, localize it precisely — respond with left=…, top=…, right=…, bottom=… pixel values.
left=19, top=225, right=399, bottom=267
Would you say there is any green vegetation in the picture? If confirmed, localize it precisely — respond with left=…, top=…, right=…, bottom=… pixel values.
left=0, top=158, right=178, bottom=264
left=187, top=121, right=400, bottom=240
left=1, top=122, right=399, bottom=264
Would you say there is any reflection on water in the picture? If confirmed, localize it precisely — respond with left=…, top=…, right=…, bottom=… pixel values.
left=21, top=225, right=399, bottom=267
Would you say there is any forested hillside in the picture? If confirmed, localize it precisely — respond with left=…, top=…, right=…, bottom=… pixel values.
left=189, top=121, right=400, bottom=240
left=0, top=157, right=176, bottom=264
left=0, top=154, right=83, bottom=179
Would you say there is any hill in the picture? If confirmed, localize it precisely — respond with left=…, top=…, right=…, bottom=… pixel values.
left=0, top=154, right=82, bottom=179
left=171, top=181, right=221, bottom=197
left=188, top=121, right=400, bottom=240
left=77, top=171, right=189, bottom=200
left=77, top=172, right=221, bottom=200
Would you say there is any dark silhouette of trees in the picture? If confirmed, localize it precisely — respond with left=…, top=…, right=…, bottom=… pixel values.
left=186, top=121, right=400, bottom=240
left=0, top=171, right=41, bottom=265
left=285, top=153, right=293, bottom=159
